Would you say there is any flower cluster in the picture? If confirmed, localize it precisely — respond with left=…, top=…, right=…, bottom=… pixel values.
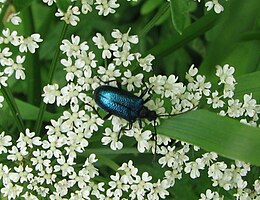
left=41, top=27, right=260, bottom=199
left=0, top=25, right=42, bottom=106
left=45, top=0, right=226, bottom=27
left=43, top=0, right=121, bottom=26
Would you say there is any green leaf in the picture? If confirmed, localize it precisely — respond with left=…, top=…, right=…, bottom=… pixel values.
left=56, top=0, right=70, bottom=12
left=157, top=109, right=260, bottom=166
left=149, top=12, right=218, bottom=57
left=169, top=0, right=190, bottom=34
left=12, top=0, right=34, bottom=11
left=16, top=99, right=59, bottom=121
left=200, top=0, right=260, bottom=79
left=235, top=71, right=260, bottom=101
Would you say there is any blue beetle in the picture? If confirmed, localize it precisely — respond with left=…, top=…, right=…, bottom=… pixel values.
left=91, top=79, right=195, bottom=137
left=93, top=81, right=157, bottom=130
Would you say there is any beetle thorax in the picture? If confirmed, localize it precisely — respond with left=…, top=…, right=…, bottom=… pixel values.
left=139, top=106, right=158, bottom=121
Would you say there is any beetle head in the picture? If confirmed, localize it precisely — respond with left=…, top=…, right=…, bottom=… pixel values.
left=139, top=106, right=158, bottom=121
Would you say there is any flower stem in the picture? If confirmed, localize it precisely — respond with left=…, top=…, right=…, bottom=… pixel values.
left=34, top=22, right=68, bottom=135
left=22, top=6, right=41, bottom=106
left=1, top=86, right=25, bottom=133
left=138, top=2, right=169, bottom=37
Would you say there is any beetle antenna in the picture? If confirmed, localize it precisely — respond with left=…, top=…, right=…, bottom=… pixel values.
left=153, top=120, right=157, bottom=152
left=159, top=106, right=198, bottom=117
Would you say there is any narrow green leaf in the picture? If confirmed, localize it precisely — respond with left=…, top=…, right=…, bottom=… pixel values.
left=139, top=2, right=169, bottom=37
left=149, top=12, right=218, bottom=57
left=157, top=109, right=260, bottom=166
left=56, top=0, right=70, bottom=12
left=1, top=87, right=25, bottom=133
left=169, top=0, right=189, bottom=34
left=35, top=22, right=69, bottom=135
left=235, top=71, right=260, bottom=100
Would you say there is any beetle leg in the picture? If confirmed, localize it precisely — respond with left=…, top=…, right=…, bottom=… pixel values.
left=86, top=103, right=103, bottom=118
left=118, top=122, right=132, bottom=138
left=143, top=94, right=153, bottom=104
left=97, top=77, right=122, bottom=89
left=103, top=113, right=112, bottom=120
left=138, top=119, right=142, bottom=129
left=152, top=120, right=158, bottom=154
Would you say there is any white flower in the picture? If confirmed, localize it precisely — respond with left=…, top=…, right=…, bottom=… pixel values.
left=205, top=0, right=224, bottom=14
left=158, top=146, right=176, bottom=168
left=113, top=43, right=135, bottom=67
left=0, top=131, right=12, bottom=154
left=95, top=0, right=120, bottom=16
left=108, top=172, right=130, bottom=197
left=60, top=82, right=84, bottom=105
left=199, top=189, right=223, bottom=200
left=118, top=160, right=138, bottom=184
left=163, top=75, right=184, bottom=98
left=130, top=172, right=153, bottom=199
left=85, top=113, right=104, bottom=133
left=66, top=127, right=89, bottom=152
left=9, top=165, right=33, bottom=183
left=6, top=12, right=22, bottom=25
left=146, top=98, right=166, bottom=123
left=76, top=51, right=97, bottom=69
left=17, top=128, right=42, bottom=149
left=83, top=154, right=99, bottom=178
left=149, top=75, right=166, bottom=95
left=60, top=35, right=89, bottom=58
left=207, top=90, right=224, bottom=108
left=4, top=55, right=26, bottom=80
left=55, top=6, right=80, bottom=26
left=7, top=146, right=28, bottom=161
left=227, top=99, right=244, bottom=118
left=0, top=28, right=20, bottom=45
left=0, top=47, right=12, bottom=66
left=42, top=84, right=61, bottom=104
left=101, top=127, right=123, bottom=150
left=136, top=53, right=154, bottom=72
left=185, top=64, right=198, bottom=82
left=208, top=162, right=227, bottom=180
left=92, top=33, right=118, bottom=59
left=31, top=149, right=51, bottom=171
left=61, top=57, right=83, bottom=81
left=242, top=93, right=257, bottom=117
left=18, top=33, right=43, bottom=53
left=54, top=155, right=75, bottom=177
left=0, top=72, right=8, bottom=88
left=42, top=134, right=64, bottom=159
left=216, top=64, right=236, bottom=85
left=97, top=63, right=121, bottom=81
left=0, top=96, right=4, bottom=108
left=193, top=75, right=211, bottom=96
left=54, top=179, right=72, bottom=197
left=184, top=159, right=204, bottom=179
left=42, top=0, right=56, bottom=6
left=121, top=70, right=143, bottom=91
left=164, top=169, right=182, bottom=187
left=147, top=179, right=170, bottom=200
left=254, top=179, right=260, bottom=194
left=125, top=128, right=152, bottom=153
left=1, top=182, right=23, bottom=199
left=81, top=0, right=93, bottom=14
left=111, top=28, right=138, bottom=47
left=60, top=105, right=87, bottom=132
